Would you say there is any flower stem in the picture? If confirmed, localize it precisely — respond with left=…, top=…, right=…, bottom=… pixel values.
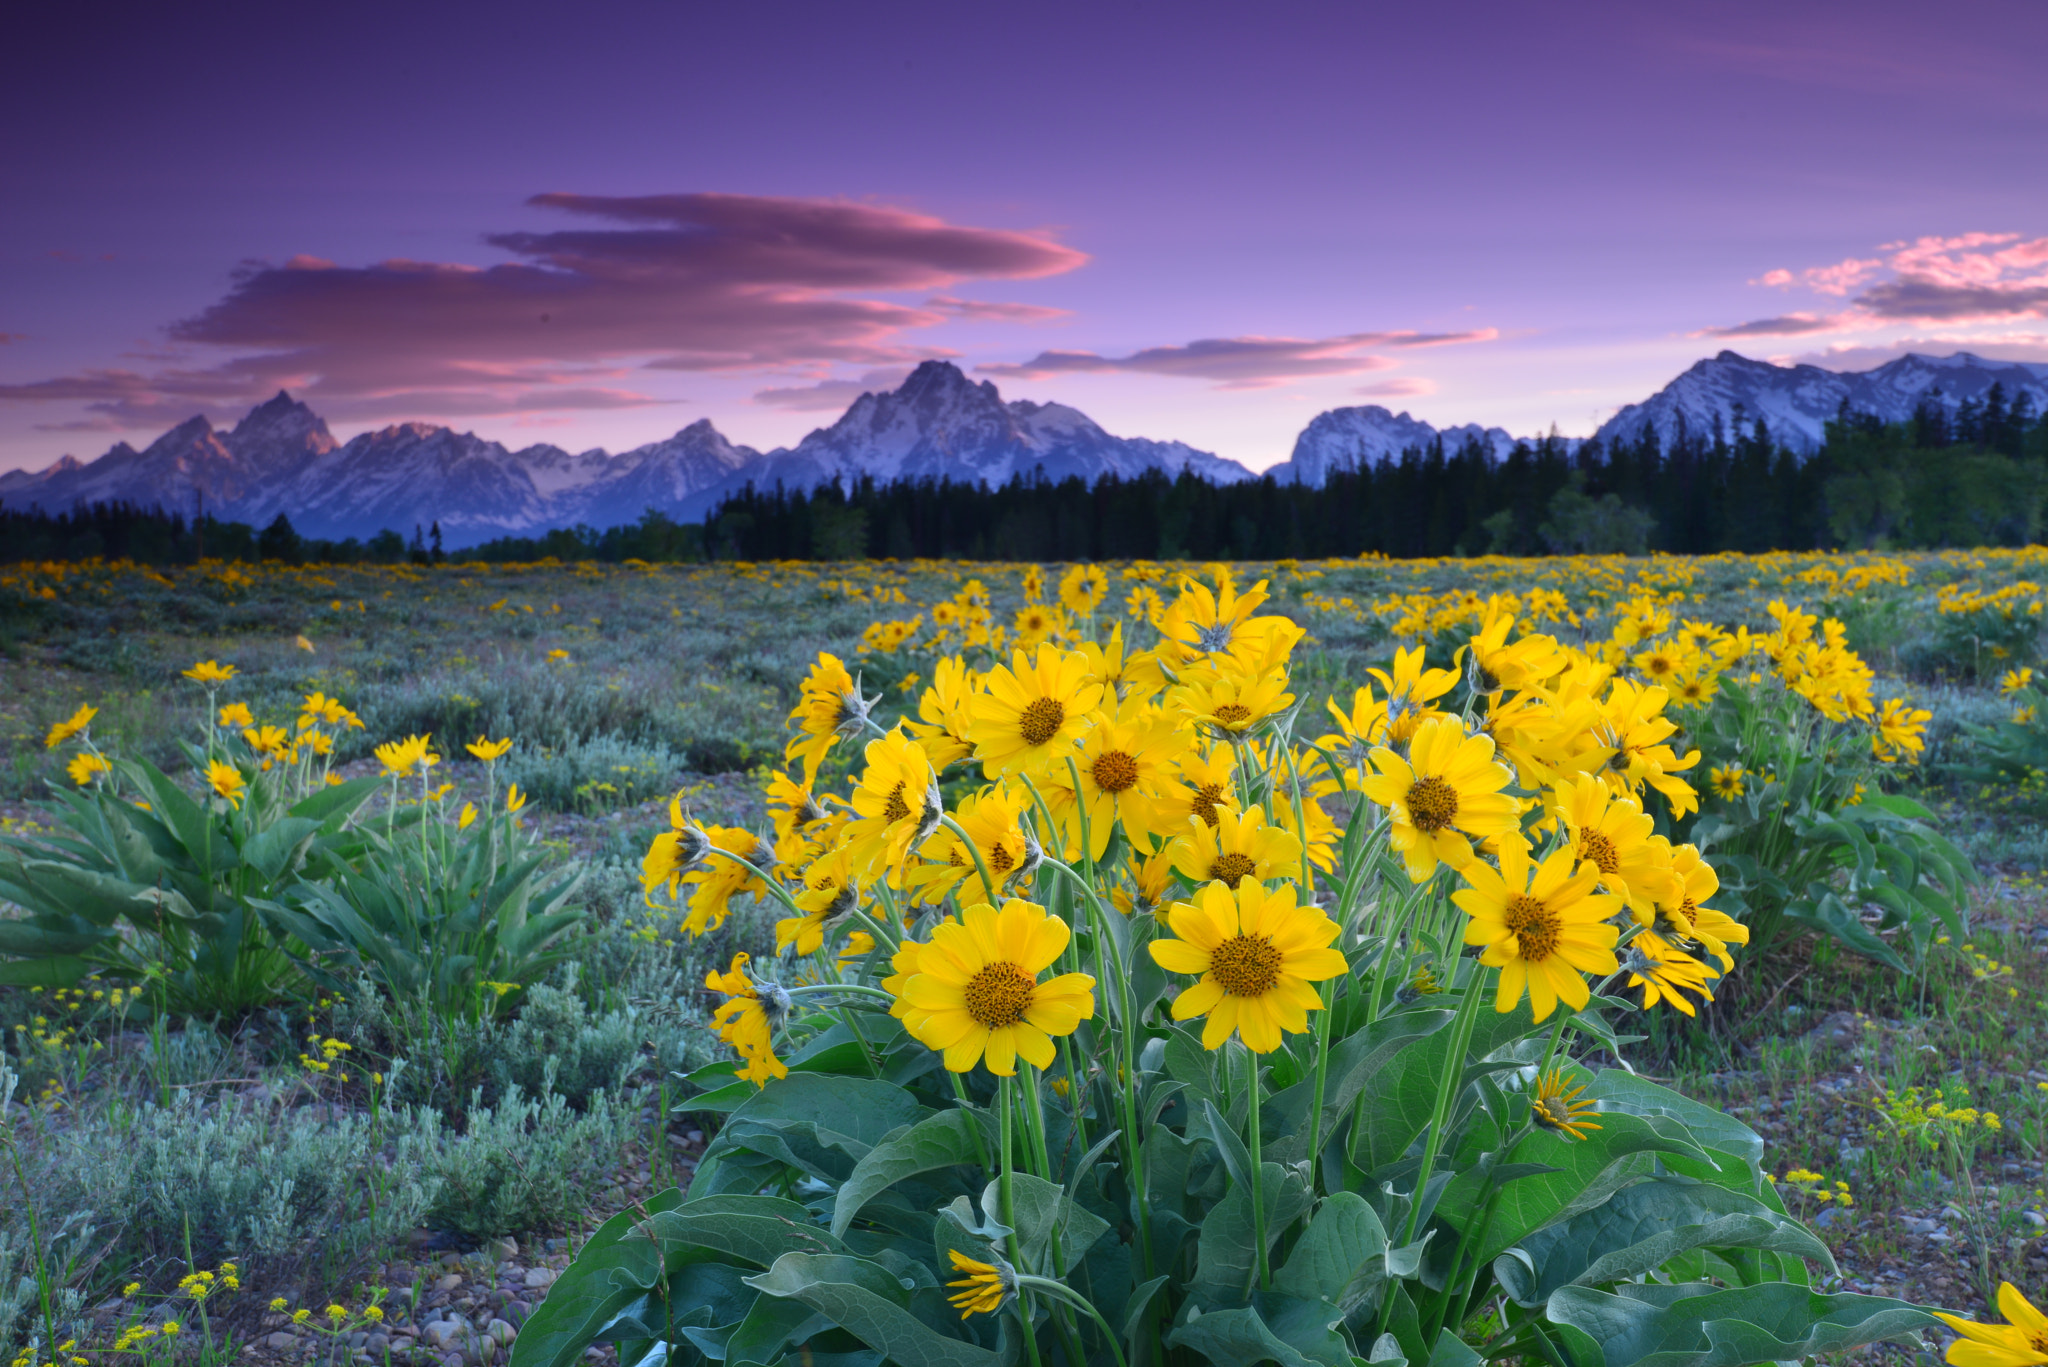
left=1245, top=1041, right=1270, bottom=1293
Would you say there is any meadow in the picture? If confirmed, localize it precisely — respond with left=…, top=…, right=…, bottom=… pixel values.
left=2, top=547, right=2046, bottom=1367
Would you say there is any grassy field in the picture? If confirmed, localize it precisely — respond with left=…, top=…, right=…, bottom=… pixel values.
left=2, top=548, right=2046, bottom=1362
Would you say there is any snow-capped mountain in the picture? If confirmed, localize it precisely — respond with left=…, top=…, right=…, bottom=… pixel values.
left=0, top=363, right=1250, bottom=546
left=736, top=360, right=1254, bottom=493
left=1265, top=406, right=1527, bottom=485
left=1595, top=350, right=2048, bottom=454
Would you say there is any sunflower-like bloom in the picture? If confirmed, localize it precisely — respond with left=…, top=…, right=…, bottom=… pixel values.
left=206, top=760, right=247, bottom=808
left=1167, top=804, right=1302, bottom=890
left=1149, top=880, right=1347, bottom=1052
left=242, top=725, right=290, bottom=758
left=905, top=656, right=978, bottom=770
left=1998, top=668, right=2034, bottom=697
left=1644, top=840, right=1747, bottom=972
left=1708, top=764, right=1746, bottom=799
left=1075, top=621, right=1129, bottom=699
left=45, top=703, right=97, bottom=749
left=1059, top=563, right=1109, bottom=615
left=1466, top=603, right=1564, bottom=694
left=183, top=660, right=236, bottom=685
left=785, top=653, right=874, bottom=783
left=780, top=845, right=859, bottom=956
left=1044, top=700, right=1191, bottom=859
left=1529, top=1068, right=1601, bottom=1140
left=681, top=827, right=769, bottom=936
left=1936, top=1282, right=2048, bottom=1367
left=374, top=734, right=434, bottom=777
left=1363, top=715, right=1521, bottom=882
left=1168, top=746, right=1240, bottom=831
left=895, top=899, right=1096, bottom=1076
left=1368, top=645, right=1459, bottom=745
left=466, top=736, right=512, bottom=762
left=1156, top=574, right=1279, bottom=667
left=218, top=702, right=256, bottom=730
left=705, top=953, right=790, bottom=1088
left=642, top=797, right=712, bottom=903
left=906, top=785, right=1028, bottom=906
left=67, top=752, right=112, bottom=786
left=1456, top=843, right=1621, bottom=1021
left=1169, top=663, right=1294, bottom=743
left=969, top=645, right=1102, bottom=778
left=1585, top=680, right=1700, bottom=819
left=1872, top=697, right=1931, bottom=763
left=1622, top=932, right=1718, bottom=1015
left=843, top=731, right=942, bottom=878
left=944, top=1249, right=1016, bottom=1319
left=1549, top=773, right=1673, bottom=920
left=1111, top=849, right=1176, bottom=920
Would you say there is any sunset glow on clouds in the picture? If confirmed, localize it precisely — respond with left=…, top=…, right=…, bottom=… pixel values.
left=3, top=0, right=2044, bottom=471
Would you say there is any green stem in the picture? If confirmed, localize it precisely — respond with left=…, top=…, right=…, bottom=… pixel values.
left=940, top=813, right=1005, bottom=906
left=997, top=1076, right=1047, bottom=1367
left=1400, top=958, right=1489, bottom=1246
left=1287, top=746, right=1337, bottom=1192
left=1016, top=1275, right=1131, bottom=1367
left=1245, top=1041, right=1270, bottom=1293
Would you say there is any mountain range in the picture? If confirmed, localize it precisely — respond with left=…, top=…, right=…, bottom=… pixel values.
left=4, top=351, right=2046, bottom=548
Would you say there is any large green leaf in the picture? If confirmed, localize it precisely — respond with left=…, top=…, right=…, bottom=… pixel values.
left=1171, top=1295, right=1349, bottom=1367
left=1544, top=1282, right=1935, bottom=1367
left=510, top=1190, right=686, bottom=1367
left=693, top=1068, right=930, bottom=1194
left=1189, top=1162, right=1314, bottom=1307
left=639, top=1195, right=847, bottom=1267
left=1435, top=1112, right=1715, bottom=1265
left=1494, top=1176, right=1833, bottom=1306
left=979, top=1173, right=1111, bottom=1275
left=743, top=1253, right=1002, bottom=1367
left=832, top=1109, right=994, bottom=1237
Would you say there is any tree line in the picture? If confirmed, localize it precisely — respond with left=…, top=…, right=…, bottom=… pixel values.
left=6, top=385, right=2044, bottom=566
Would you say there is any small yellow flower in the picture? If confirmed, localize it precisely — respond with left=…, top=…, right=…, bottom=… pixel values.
left=270, top=1297, right=290, bottom=1312
left=183, top=660, right=236, bottom=685
left=459, top=802, right=478, bottom=830
left=206, top=760, right=247, bottom=808
left=944, top=1248, right=1014, bottom=1318
left=45, top=703, right=97, bottom=749
left=466, top=735, right=512, bottom=762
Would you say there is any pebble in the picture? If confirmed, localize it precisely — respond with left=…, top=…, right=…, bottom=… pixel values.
left=523, top=1267, right=556, bottom=1290
left=487, top=1319, right=516, bottom=1346
left=267, top=1333, right=298, bottom=1350
left=2025, top=1210, right=2047, bottom=1229
left=486, top=1237, right=519, bottom=1261
left=434, top=1273, right=463, bottom=1293
left=501, top=1301, right=532, bottom=1327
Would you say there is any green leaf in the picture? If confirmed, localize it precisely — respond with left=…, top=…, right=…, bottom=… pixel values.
left=1493, top=1176, right=1834, bottom=1307
left=979, top=1173, right=1111, bottom=1273
left=724, top=1289, right=831, bottom=1367
left=1172, top=1296, right=1349, bottom=1367
left=1277, top=1193, right=1386, bottom=1311
left=1544, top=1282, right=1935, bottom=1367
left=1191, top=1162, right=1315, bottom=1306
left=509, top=1191, right=685, bottom=1367
left=1587, top=1073, right=1762, bottom=1177
left=288, top=773, right=386, bottom=825
left=242, top=816, right=322, bottom=882
left=696, top=1074, right=929, bottom=1188
left=742, top=1253, right=1002, bottom=1367
left=638, top=1195, right=847, bottom=1268
left=1435, top=1112, right=1715, bottom=1265
left=832, top=1108, right=994, bottom=1238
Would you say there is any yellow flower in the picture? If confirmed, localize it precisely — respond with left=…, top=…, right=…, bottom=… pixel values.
left=895, top=899, right=1096, bottom=1075
left=243, top=724, right=290, bottom=757
left=1999, top=667, right=2034, bottom=697
left=1936, top=1282, right=2048, bottom=1367
left=678, top=827, right=768, bottom=936
left=779, top=845, right=859, bottom=955
left=66, top=752, right=111, bottom=786
left=905, top=656, right=978, bottom=770
left=944, top=1248, right=1015, bottom=1318
left=705, top=953, right=790, bottom=1088
left=458, top=802, right=478, bottom=830
left=1549, top=773, right=1672, bottom=920
left=1467, top=604, right=1564, bottom=693
left=1648, top=839, right=1748, bottom=970
left=842, top=730, right=941, bottom=877
left=1362, top=715, right=1520, bottom=882
left=374, top=733, right=434, bottom=777
left=206, top=760, right=247, bottom=808
left=45, top=703, right=97, bottom=749
left=906, top=785, right=1028, bottom=907
left=968, top=645, right=1102, bottom=778
left=785, top=652, right=874, bottom=782
left=1058, top=563, right=1109, bottom=615
left=1167, top=745, right=1240, bottom=831
left=1045, top=700, right=1192, bottom=859
left=505, top=783, right=528, bottom=813
left=1110, top=849, right=1176, bottom=920
left=183, top=660, right=235, bottom=685
left=1367, top=645, right=1459, bottom=744
left=218, top=702, right=256, bottom=730
left=1167, top=804, right=1302, bottom=890
left=1169, top=663, right=1294, bottom=741
left=466, top=735, right=512, bottom=762
left=1010, top=600, right=1068, bottom=648
left=1529, top=1067, right=1601, bottom=1140
left=1623, top=931, right=1720, bottom=1015
left=1708, top=764, right=1745, bottom=799
left=1456, top=843, right=1620, bottom=1021
left=1149, top=879, right=1347, bottom=1052
left=1872, top=697, right=1931, bottom=763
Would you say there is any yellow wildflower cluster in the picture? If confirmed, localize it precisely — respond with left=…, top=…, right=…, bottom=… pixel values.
left=1877, top=1085, right=2003, bottom=1140
left=1769, top=1168, right=1854, bottom=1207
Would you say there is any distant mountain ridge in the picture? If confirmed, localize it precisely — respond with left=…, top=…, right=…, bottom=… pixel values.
left=5, top=351, right=2046, bottom=545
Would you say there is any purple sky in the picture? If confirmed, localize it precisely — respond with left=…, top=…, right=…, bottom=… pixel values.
left=4, top=0, right=2046, bottom=474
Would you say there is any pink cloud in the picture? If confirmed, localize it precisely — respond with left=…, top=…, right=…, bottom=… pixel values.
left=1724, top=232, right=2048, bottom=336
left=0, top=192, right=1088, bottom=427
left=1784, top=333, right=2048, bottom=369
left=1696, top=312, right=1850, bottom=338
left=754, top=367, right=915, bottom=410
left=925, top=295, right=1070, bottom=322
left=977, top=329, right=1494, bottom=390
left=1354, top=377, right=1436, bottom=397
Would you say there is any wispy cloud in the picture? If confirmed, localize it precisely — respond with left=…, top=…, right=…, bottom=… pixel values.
left=0, top=193, right=1088, bottom=429
left=753, top=367, right=915, bottom=411
left=1354, top=377, right=1437, bottom=397
left=925, top=295, right=1069, bottom=322
left=977, top=329, right=1495, bottom=390
left=1712, top=232, right=2048, bottom=338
